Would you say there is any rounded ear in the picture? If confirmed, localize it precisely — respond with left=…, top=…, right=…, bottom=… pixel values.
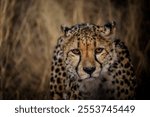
left=61, top=25, right=70, bottom=35
left=99, top=21, right=116, bottom=39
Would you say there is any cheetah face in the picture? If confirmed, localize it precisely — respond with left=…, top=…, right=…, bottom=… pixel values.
left=64, top=34, right=112, bottom=80
left=62, top=22, right=116, bottom=80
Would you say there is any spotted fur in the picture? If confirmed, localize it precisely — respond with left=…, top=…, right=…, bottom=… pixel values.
left=50, top=21, right=136, bottom=99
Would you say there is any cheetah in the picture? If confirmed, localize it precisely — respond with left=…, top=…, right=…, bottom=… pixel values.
left=50, top=21, right=136, bottom=100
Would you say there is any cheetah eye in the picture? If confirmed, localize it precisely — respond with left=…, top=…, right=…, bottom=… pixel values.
left=95, top=47, right=104, bottom=54
left=71, top=49, right=80, bottom=55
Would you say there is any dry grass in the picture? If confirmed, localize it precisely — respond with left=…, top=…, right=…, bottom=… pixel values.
left=0, top=0, right=149, bottom=99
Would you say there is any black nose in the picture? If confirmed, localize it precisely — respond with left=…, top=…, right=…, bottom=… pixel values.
left=83, top=67, right=96, bottom=75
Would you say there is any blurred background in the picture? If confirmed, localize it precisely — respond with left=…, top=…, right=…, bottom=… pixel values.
left=0, top=0, right=149, bottom=99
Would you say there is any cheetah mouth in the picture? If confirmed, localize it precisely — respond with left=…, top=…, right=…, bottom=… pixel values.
left=78, top=74, right=97, bottom=81
left=78, top=77, right=95, bottom=81
left=84, top=77, right=95, bottom=81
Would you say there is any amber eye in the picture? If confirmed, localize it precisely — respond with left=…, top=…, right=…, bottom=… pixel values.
left=71, top=49, right=80, bottom=55
left=95, top=47, right=104, bottom=54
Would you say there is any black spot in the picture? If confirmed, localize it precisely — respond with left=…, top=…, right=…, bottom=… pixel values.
left=124, top=79, right=130, bottom=86
left=116, top=79, right=119, bottom=83
left=54, top=85, right=57, bottom=89
left=118, top=59, right=121, bottom=63
left=113, top=63, right=118, bottom=68
left=55, top=68, right=60, bottom=73
left=57, top=78, right=61, bottom=84
left=63, top=72, right=66, bottom=77
left=120, top=81, right=124, bottom=85
left=50, top=77, right=54, bottom=82
left=122, top=70, right=125, bottom=73
left=53, top=56, right=57, bottom=60
left=50, top=85, right=53, bottom=90
left=51, top=73, right=53, bottom=76
left=61, top=66, right=65, bottom=70
left=112, top=81, right=115, bottom=84
left=58, top=59, right=62, bottom=63
left=118, top=70, right=121, bottom=75
left=55, top=75, right=57, bottom=78
left=124, top=62, right=130, bottom=68
left=78, top=79, right=82, bottom=82
left=110, top=49, right=113, bottom=52
left=121, top=63, right=124, bottom=67
left=58, top=72, right=61, bottom=75
left=55, top=62, right=57, bottom=65
left=115, top=72, right=118, bottom=76
left=96, top=25, right=100, bottom=28
left=105, top=22, right=114, bottom=29
left=59, top=85, right=62, bottom=91
left=114, top=62, right=118, bottom=66
left=121, top=88, right=125, bottom=93
left=73, top=85, right=77, bottom=90
left=60, top=63, right=63, bottom=66
left=51, top=66, right=54, bottom=71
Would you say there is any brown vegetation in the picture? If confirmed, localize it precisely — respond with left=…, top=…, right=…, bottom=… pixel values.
left=0, top=0, right=149, bottom=99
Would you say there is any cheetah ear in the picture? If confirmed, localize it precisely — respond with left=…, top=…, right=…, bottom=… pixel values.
left=61, top=25, right=70, bottom=36
left=99, top=21, right=116, bottom=39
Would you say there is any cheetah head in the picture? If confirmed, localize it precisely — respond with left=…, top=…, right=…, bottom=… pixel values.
left=60, top=22, right=116, bottom=80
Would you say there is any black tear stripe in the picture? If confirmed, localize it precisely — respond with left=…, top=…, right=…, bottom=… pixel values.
left=75, top=39, right=81, bottom=75
left=94, top=40, right=102, bottom=68
left=77, top=38, right=80, bottom=47
left=94, top=37, right=96, bottom=47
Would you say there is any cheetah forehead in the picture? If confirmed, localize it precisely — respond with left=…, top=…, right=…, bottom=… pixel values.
left=61, top=21, right=116, bottom=40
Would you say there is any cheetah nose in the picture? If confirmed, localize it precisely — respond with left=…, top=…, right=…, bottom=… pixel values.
left=83, top=67, right=96, bottom=75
